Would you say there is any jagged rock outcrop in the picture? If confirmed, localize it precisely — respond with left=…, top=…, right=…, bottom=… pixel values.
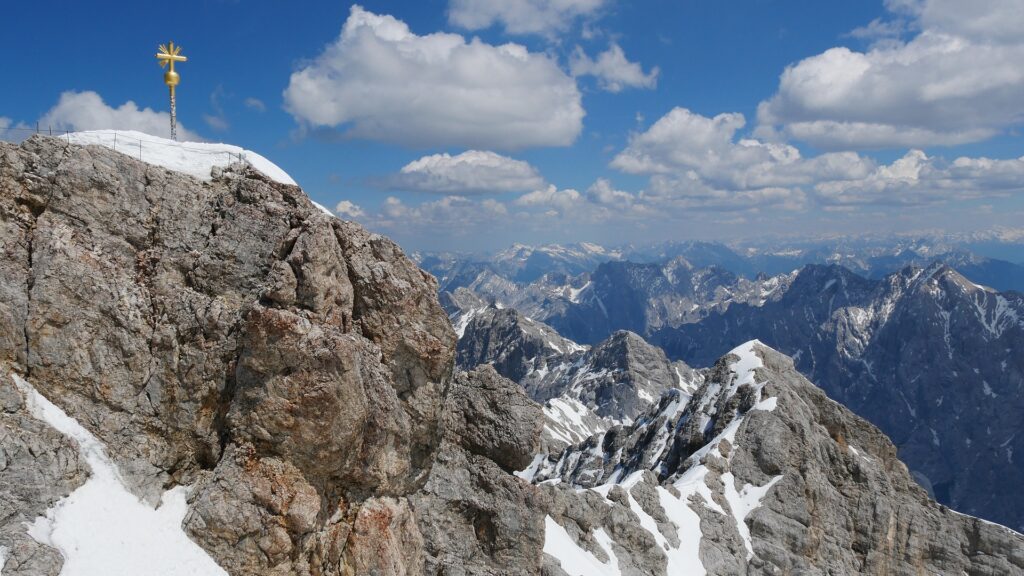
left=454, top=306, right=700, bottom=449
left=533, top=342, right=1024, bottom=575
left=0, top=136, right=538, bottom=575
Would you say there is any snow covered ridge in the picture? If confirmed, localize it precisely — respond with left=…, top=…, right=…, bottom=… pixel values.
left=65, top=130, right=297, bottom=187
left=534, top=340, right=784, bottom=575
left=11, top=374, right=227, bottom=576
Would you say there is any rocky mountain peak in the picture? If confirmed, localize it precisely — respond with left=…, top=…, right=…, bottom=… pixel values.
left=533, top=340, right=1024, bottom=575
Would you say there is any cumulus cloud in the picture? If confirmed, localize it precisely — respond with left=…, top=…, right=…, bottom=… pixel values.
left=758, top=0, right=1024, bottom=149
left=570, top=44, right=659, bottom=92
left=514, top=185, right=583, bottom=212
left=372, top=195, right=510, bottom=235
left=38, top=91, right=201, bottom=141
left=815, top=150, right=1024, bottom=206
left=610, top=106, right=1024, bottom=210
left=283, top=5, right=584, bottom=150
left=612, top=107, right=871, bottom=197
left=448, top=0, right=605, bottom=36
left=384, top=150, right=545, bottom=195
left=334, top=200, right=365, bottom=219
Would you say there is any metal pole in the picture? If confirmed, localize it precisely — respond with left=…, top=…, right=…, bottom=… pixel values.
left=169, top=86, right=177, bottom=141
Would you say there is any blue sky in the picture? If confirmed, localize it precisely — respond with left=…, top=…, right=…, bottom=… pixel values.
left=2, top=0, right=1022, bottom=251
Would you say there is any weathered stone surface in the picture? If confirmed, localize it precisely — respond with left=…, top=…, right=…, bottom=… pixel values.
left=410, top=364, right=545, bottom=575
left=183, top=444, right=321, bottom=575
left=0, top=136, right=461, bottom=574
left=444, top=365, right=542, bottom=472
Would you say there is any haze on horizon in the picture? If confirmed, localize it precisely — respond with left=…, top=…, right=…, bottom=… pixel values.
left=2, top=0, right=1022, bottom=252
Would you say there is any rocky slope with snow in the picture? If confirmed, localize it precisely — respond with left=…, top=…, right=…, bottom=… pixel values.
left=654, top=263, right=1024, bottom=532
left=0, top=135, right=543, bottom=575
left=454, top=306, right=700, bottom=450
left=532, top=341, right=1024, bottom=575
left=2, top=134, right=1022, bottom=576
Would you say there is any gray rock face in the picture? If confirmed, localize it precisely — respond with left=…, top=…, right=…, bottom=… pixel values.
left=407, top=364, right=545, bottom=575
left=0, top=136, right=536, bottom=575
left=443, top=365, right=543, bottom=473
left=654, top=263, right=1024, bottom=531
left=534, top=342, right=1024, bottom=576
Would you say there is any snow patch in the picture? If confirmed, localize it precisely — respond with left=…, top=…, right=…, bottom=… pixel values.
left=66, top=130, right=296, bottom=186
left=728, top=340, right=764, bottom=388
left=515, top=454, right=546, bottom=482
left=12, top=374, right=228, bottom=576
left=720, top=472, right=784, bottom=560
left=543, top=516, right=621, bottom=576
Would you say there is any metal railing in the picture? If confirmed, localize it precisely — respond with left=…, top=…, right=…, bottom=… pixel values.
left=0, top=126, right=251, bottom=165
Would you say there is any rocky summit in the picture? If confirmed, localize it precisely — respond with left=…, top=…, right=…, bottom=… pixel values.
left=0, top=136, right=541, bottom=575
left=0, top=136, right=1022, bottom=575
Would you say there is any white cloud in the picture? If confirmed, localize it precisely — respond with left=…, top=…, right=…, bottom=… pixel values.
left=758, top=0, right=1024, bottom=149
left=514, top=185, right=583, bottom=213
left=384, top=150, right=545, bottom=195
left=814, top=150, right=1024, bottom=205
left=283, top=5, right=583, bottom=150
left=570, top=44, right=659, bottom=92
left=38, top=91, right=201, bottom=141
left=203, top=86, right=230, bottom=132
left=612, top=107, right=872, bottom=192
left=243, top=97, right=266, bottom=113
left=334, top=200, right=365, bottom=219
left=447, top=0, right=605, bottom=36
left=846, top=17, right=908, bottom=42
left=373, top=195, right=509, bottom=234
left=888, top=0, right=1024, bottom=44
left=610, top=106, right=1024, bottom=210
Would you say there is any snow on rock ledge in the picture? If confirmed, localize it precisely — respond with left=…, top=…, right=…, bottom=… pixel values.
left=12, top=374, right=227, bottom=576
left=66, top=130, right=296, bottom=186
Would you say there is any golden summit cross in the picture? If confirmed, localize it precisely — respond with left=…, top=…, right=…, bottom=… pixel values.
left=156, top=42, right=187, bottom=140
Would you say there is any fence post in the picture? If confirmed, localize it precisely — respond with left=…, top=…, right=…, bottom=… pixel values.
left=113, top=131, right=117, bottom=152
left=139, top=140, right=143, bottom=160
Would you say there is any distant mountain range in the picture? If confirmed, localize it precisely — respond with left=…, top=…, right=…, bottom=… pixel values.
left=443, top=241, right=1024, bottom=532
left=417, top=235, right=1024, bottom=293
